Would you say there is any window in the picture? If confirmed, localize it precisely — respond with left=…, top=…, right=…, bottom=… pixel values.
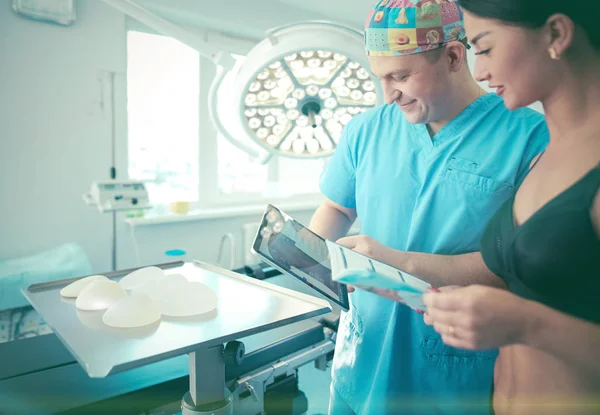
left=127, top=31, right=200, bottom=205
left=216, top=137, right=327, bottom=198
left=217, top=135, right=269, bottom=194
left=127, top=31, right=326, bottom=209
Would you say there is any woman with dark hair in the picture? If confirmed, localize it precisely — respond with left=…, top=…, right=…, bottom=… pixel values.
left=422, top=1, right=600, bottom=414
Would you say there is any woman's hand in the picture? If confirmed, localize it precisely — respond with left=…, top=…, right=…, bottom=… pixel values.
left=422, top=285, right=532, bottom=350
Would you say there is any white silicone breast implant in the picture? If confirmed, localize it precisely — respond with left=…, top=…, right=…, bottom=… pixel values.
left=76, top=280, right=127, bottom=311
left=119, top=266, right=165, bottom=290
left=60, top=275, right=108, bottom=298
left=132, top=273, right=188, bottom=299
left=102, top=293, right=161, bottom=328
left=160, top=281, right=218, bottom=317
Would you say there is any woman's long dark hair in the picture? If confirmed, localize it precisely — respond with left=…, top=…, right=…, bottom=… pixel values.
left=458, top=0, right=600, bottom=49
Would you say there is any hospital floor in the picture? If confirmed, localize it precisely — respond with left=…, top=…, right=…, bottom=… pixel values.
left=297, top=363, right=332, bottom=415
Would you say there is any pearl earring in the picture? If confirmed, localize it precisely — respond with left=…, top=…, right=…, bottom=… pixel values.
left=548, top=47, right=558, bottom=60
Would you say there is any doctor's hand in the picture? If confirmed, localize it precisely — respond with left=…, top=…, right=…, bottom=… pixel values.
left=423, top=285, right=532, bottom=350
left=336, top=235, right=390, bottom=263
left=337, top=235, right=413, bottom=307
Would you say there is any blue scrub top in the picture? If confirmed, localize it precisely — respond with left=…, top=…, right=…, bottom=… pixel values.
left=320, top=93, right=548, bottom=414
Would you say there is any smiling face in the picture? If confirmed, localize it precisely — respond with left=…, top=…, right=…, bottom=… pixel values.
left=368, top=52, right=455, bottom=125
left=463, top=10, right=556, bottom=110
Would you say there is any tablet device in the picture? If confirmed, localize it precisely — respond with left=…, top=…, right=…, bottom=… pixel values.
left=251, top=204, right=350, bottom=311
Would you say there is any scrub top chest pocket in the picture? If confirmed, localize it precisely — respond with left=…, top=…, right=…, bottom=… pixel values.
left=444, top=157, right=514, bottom=194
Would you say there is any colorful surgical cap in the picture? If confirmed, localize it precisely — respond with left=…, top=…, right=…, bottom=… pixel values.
left=364, top=0, right=467, bottom=56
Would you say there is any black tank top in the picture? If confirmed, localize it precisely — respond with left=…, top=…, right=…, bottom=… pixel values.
left=480, top=164, right=600, bottom=324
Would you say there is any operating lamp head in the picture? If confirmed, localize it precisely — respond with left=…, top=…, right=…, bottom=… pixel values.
left=241, top=50, right=379, bottom=157
left=215, top=22, right=384, bottom=159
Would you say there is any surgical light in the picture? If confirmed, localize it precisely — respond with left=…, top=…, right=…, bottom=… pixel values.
left=218, top=23, right=383, bottom=159
left=102, top=1, right=383, bottom=161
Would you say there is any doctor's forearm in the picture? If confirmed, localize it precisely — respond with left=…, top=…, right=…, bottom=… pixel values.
left=381, top=250, right=505, bottom=288
left=309, top=203, right=355, bottom=242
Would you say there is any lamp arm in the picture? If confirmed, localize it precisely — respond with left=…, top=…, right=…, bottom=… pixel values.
left=265, top=20, right=363, bottom=41
left=102, top=0, right=233, bottom=67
